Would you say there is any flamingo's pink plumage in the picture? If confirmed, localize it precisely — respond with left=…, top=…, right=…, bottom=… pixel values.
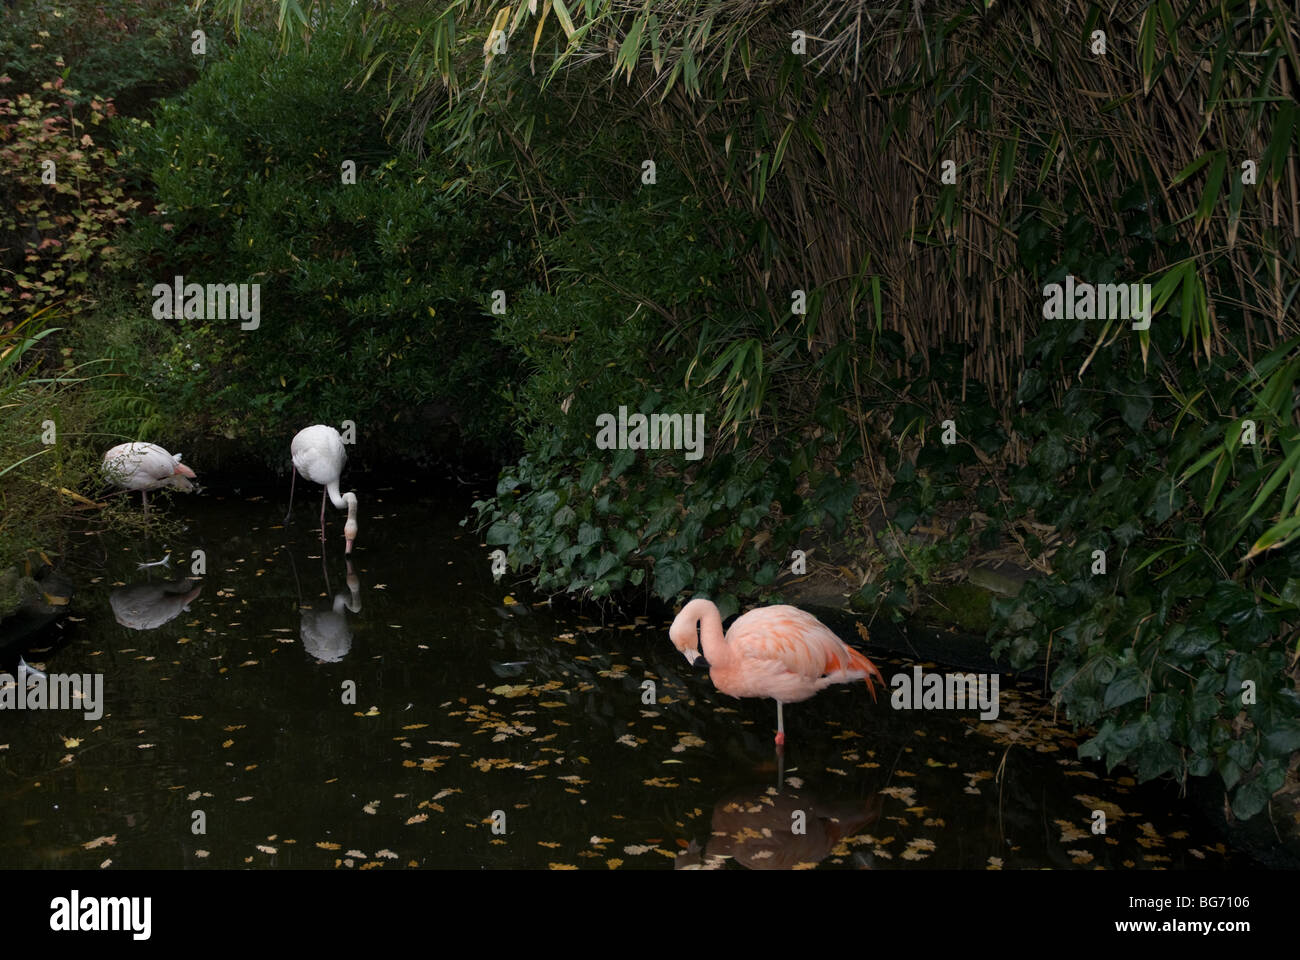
left=669, top=598, right=884, bottom=745
left=102, top=442, right=196, bottom=515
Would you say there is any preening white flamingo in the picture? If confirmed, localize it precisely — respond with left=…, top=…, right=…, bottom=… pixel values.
left=669, top=599, right=885, bottom=748
left=101, top=442, right=197, bottom=516
left=286, top=424, right=358, bottom=553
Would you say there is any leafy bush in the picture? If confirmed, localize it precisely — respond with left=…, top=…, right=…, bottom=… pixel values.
left=0, top=0, right=210, bottom=115
left=98, top=20, right=525, bottom=464
left=473, top=174, right=864, bottom=619
left=973, top=173, right=1300, bottom=820
left=0, top=77, right=137, bottom=324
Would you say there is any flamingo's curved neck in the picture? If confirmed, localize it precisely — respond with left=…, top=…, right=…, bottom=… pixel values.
left=325, top=480, right=348, bottom=510
left=693, top=600, right=731, bottom=668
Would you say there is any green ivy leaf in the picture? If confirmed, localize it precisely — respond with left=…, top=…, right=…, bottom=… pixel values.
left=1102, top=666, right=1147, bottom=710
left=1230, top=777, right=1271, bottom=820
left=1263, top=720, right=1300, bottom=757
left=579, top=460, right=603, bottom=491
left=654, top=556, right=694, bottom=601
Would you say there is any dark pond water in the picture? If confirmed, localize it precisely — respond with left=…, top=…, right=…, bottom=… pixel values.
left=0, top=484, right=1241, bottom=869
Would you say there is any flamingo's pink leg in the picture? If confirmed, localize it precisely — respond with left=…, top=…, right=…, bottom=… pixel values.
left=285, top=467, right=297, bottom=523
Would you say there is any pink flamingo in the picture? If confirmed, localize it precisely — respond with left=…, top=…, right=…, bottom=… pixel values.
left=101, top=442, right=196, bottom=516
left=669, top=599, right=884, bottom=747
left=286, top=425, right=358, bottom=554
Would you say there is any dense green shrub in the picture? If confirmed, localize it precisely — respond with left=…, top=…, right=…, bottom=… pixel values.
left=0, top=77, right=136, bottom=326
left=473, top=170, right=864, bottom=619
left=970, top=170, right=1300, bottom=821
left=0, top=0, right=209, bottom=115
left=96, top=21, right=525, bottom=464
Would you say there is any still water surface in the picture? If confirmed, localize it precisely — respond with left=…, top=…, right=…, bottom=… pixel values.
left=0, top=484, right=1239, bottom=869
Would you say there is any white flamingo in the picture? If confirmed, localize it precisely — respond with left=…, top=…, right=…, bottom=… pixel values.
left=286, top=425, right=358, bottom=553
left=101, top=442, right=196, bottom=516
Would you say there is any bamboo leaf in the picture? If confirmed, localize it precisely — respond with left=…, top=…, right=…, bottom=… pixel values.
left=1170, top=149, right=1218, bottom=187
left=1139, top=9, right=1157, bottom=94
left=1194, top=151, right=1227, bottom=231
left=551, top=0, right=575, bottom=37
left=772, top=122, right=795, bottom=174
left=1265, top=100, right=1295, bottom=185
left=1245, top=516, right=1300, bottom=561
left=1157, top=0, right=1178, bottom=57
left=616, top=14, right=644, bottom=81
left=1227, top=155, right=1244, bottom=248
left=1205, top=452, right=1230, bottom=514
left=1239, top=442, right=1300, bottom=527
left=531, top=0, right=552, bottom=66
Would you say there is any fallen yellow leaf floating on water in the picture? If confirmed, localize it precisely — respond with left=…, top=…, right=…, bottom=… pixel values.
left=491, top=684, right=531, bottom=698
left=83, top=836, right=116, bottom=849
left=63, top=737, right=81, bottom=748
left=1056, top=819, right=1088, bottom=843
left=503, top=595, right=517, bottom=605
left=900, top=838, right=936, bottom=861
left=548, top=863, right=577, bottom=870
left=878, top=786, right=916, bottom=804
left=606, top=858, right=622, bottom=869
left=538, top=841, right=560, bottom=848
left=316, top=842, right=342, bottom=850
left=1075, top=795, right=1126, bottom=821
